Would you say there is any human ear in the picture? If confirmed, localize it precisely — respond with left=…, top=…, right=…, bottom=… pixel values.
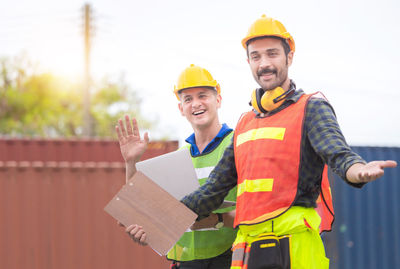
left=287, top=51, right=294, bottom=66
left=178, top=103, right=184, bottom=116
left=216, top=94, right=222, bottom=109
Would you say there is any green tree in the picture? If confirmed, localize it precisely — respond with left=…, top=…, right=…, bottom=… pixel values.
left=0, top=56, right=152, bottom=138
left=91, top=76, right=152, bottom=137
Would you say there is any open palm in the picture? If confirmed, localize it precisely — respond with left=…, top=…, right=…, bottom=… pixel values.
left=116, top=115, right=149, bottom=163
left=358, top=160, right=397, bottom=182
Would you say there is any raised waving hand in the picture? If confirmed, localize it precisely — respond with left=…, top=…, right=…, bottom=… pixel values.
left=115, top=115, right=149, bottom=181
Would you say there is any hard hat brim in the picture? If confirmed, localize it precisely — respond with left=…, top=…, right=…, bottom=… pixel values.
left=242, top=34, right=295, bottom=52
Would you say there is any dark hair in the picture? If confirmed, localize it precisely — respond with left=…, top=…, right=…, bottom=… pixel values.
left=246, top=36, right=291, bottom=57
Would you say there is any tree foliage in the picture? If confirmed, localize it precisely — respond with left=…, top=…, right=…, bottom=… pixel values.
left=0, top=56, right=152, bottom=138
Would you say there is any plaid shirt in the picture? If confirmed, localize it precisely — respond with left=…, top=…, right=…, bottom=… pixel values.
left=181, top=82, right=366, bottom=219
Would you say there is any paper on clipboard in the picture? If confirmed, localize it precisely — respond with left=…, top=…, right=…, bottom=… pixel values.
left=104, top=171, right=198, bottom=256
left=135, top=148, right=199, bottom=200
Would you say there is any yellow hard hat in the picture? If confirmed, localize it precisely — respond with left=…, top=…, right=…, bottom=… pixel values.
left=241, top=14, right=295, bottom=52
left=173, top=64, right=220, bottom=100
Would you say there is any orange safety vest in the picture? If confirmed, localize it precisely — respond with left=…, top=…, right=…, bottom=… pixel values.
left=316, top=166, right=335, bottom=233
left=233, top=93, right=334, bottom=228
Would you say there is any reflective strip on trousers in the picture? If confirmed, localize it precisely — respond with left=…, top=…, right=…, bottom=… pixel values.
left=231, top=243, right=250, bottom=269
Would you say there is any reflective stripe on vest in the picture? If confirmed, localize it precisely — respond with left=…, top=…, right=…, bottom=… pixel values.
left=195, top=166, right=214, bottom=180
left=233, top=94, right=311, bottom=226
left=237, top=178, right=274, bottom=197
left=236, top=127, right=286, bottom=147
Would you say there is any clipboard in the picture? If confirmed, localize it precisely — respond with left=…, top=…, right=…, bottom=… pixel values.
left=104, top=171, right=198, bottom=256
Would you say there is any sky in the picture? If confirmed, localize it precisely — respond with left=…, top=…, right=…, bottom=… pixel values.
left=1, top=0, right=399, bottom=147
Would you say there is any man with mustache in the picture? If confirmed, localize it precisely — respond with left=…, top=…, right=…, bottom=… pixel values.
left=116, top=64, right=237, bottom=269
left=180, top=15, right=397, bottom=269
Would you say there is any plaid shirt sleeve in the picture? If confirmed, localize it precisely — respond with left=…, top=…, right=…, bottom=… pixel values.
left=180, top=137, right=238, bottom=219
left=305, top=96, right=366, bottom=186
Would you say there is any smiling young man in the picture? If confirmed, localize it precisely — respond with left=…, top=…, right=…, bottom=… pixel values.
left=116, top=64, right=237, bottom=269
left=178, top=86, right=222, bottom=152
left=180, top=15, right=397, bottom=269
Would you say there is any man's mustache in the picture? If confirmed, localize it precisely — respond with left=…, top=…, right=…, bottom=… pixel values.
left=257, top=68, right=277, bottom=77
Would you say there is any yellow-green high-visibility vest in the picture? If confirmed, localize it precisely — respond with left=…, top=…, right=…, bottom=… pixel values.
left=167, top=131, right=237, bottom=261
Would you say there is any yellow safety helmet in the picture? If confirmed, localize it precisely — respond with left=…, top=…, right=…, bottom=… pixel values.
left=241, top=14, right=295, bottom=52
left=173, top=64, right=220, bottom=100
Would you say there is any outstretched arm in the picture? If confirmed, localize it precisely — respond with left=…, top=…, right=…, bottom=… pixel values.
left=115, top=115, right=149, bottom=183
left=346, top=160, right=397, bottom=183
left=305, top=98, right=396, bottom=187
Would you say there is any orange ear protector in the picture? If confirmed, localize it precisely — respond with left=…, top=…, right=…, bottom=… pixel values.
left=250, top=87, right=293, bottom=113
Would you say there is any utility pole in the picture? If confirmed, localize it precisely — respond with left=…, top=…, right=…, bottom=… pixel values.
left=83, top=3, right=93, bottom=137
